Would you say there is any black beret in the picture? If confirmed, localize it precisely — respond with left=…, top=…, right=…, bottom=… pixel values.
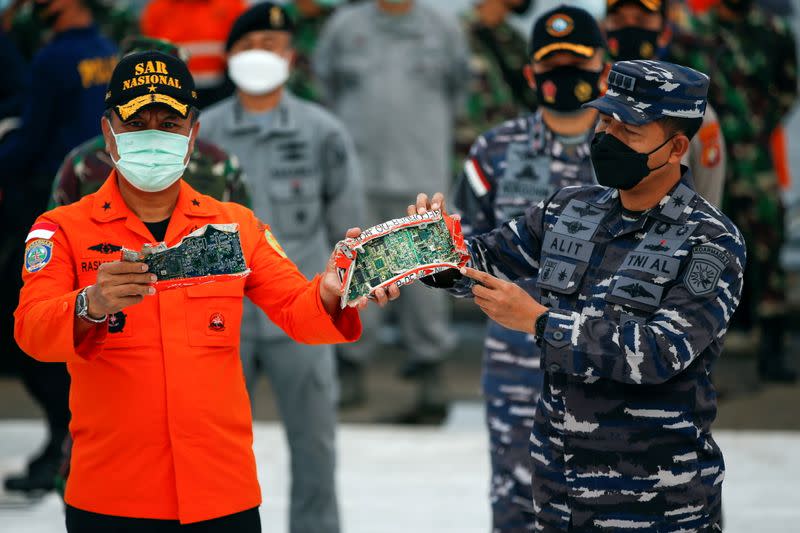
left=225, top=2, right=295, bottom=51
left=529, top=5, right=606, bottom=61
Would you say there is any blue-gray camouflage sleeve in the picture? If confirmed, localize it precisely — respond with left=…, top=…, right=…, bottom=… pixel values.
left=450, top=197, right=548, bottom=297
left=452, top=137, right=497, bottom=237
left=540, top=234, right=746, bottom=385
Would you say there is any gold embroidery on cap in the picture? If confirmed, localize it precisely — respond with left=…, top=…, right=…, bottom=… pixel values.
left=116, top=94, right=188, bottom=121
left=121, top=60, right=182, bottom=91
left=533, top=42, right=594, bottom=62
left=270, top=6, right=283, bottom=27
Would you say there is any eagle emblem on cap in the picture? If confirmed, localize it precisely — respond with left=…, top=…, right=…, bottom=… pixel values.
left=546, top=14, right=574, bottom=37
left=270, top=6, right=283, bottom=27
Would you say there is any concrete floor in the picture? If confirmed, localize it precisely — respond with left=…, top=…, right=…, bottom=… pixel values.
left=1, top=418, right=798, bottom=533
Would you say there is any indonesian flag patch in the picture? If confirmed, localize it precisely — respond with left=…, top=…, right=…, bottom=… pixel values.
left=25, top=221, right=59, bottom=243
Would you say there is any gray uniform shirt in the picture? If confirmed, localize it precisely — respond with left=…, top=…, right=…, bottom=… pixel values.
left=313, top=2, right=469, bottom=198
left=200, top=91, right=364, bottom=340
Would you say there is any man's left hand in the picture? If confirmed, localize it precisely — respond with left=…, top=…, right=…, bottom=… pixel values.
left=460, top=267, right=548, bottom=334
left=320, top=227, right=400, bottom=315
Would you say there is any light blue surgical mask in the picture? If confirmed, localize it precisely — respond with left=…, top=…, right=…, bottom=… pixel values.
left=108, top=122, right=191, bottom=193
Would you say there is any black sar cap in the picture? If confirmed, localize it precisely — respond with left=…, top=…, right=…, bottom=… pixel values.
left=105, top=50, right=197, bottom=121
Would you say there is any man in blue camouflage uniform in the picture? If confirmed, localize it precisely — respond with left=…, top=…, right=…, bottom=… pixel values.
left=451, top=6, right=607, bottom=532
left=415, top=60, right=745, bottom=531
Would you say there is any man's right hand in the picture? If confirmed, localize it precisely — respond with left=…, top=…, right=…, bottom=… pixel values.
left=86, top=261, right=157, bottom=317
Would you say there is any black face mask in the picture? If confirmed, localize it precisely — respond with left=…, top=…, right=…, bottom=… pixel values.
left=607, top=27, right=660, bottom=61
left=590, top=132, right=674, bottom=190
left=534, top=66, right=603, bottom=113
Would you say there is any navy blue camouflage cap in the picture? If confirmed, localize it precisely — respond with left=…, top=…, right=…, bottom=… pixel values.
left=583, top=60, right=709, bottom=125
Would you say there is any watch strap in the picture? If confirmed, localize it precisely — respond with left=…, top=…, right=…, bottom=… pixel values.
left=535, top=311, right=549, bottom=339
left=77, top=287, right=108, bottom=324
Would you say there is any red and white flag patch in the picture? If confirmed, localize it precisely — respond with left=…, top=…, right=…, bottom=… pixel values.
left=25, top=221, right=59, bottom=243
left=464, top=158, right=491, bottom=198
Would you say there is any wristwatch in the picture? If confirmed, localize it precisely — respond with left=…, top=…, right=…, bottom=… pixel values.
left=76, top=286, right=107, bottom=324
left=534, top=311, right=549, bottom=339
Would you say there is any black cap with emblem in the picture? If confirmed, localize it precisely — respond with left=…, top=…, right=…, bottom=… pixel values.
left=225, top=2, right=295, bottom=51
left=105, top=50, right=197, bottom=121
left=529, top=5, right=606, bottom=62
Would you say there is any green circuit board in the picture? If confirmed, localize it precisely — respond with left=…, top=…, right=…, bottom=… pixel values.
left=346, top=217, right=461, bottom=302
left=139, top=225, right=247, bottom=281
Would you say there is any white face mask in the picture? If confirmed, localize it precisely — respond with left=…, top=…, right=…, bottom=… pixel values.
left=228, top=50, right=290, bottom=95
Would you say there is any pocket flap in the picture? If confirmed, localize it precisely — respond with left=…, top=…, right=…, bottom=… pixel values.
left=185, top=280, right=245, bottom=298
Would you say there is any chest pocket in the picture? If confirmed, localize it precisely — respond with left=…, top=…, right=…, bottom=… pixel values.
left=268, top=175, right=322, bottom=238
left=497, top=148, right=553, bottom=220
left=184, top=281, right=245, bottom=347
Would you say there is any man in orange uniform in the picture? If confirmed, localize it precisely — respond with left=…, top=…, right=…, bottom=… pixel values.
left=141, top=0, right=248, bottom=108
left=14, top=51, right=395, bottom=532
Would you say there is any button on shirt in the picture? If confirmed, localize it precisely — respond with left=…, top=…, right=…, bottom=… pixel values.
left=14, top=174, right=361, bottom=523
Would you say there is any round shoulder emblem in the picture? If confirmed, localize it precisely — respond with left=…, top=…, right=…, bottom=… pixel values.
left=24, top=239, right=53, bottom=273
left=264, top=228, right=287, bottom=259
left=546, top=14, right=574, bottom=37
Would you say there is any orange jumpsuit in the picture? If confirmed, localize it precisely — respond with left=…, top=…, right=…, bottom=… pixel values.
left=14, top=172, right=361, bottom=523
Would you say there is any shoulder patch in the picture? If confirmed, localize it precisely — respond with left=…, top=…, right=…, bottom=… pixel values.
left=684, top=244, right=730, bottom=296
left=25, top=239, right=54, bottom=273
left=264, top=228, right=287, bottom=259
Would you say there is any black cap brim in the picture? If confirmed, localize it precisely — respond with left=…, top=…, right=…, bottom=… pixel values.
left=582, top=94, right=655, bottom=126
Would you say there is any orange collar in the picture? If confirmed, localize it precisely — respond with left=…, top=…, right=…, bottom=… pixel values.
left=90, top=171, right=220, bottom=223
left=90, top=171, right=222, bottom=244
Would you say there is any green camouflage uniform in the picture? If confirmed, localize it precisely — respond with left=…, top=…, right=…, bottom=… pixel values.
left=285, top=3, right=336, bottom=103
left=671, top=7, right=798, bottom=323
left=454, top=10, right=537, bottom=169
left=49, top=136, right=251, bottom=209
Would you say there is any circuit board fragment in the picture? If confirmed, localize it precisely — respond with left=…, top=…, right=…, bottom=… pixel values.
left=122, top=223, right=249, bottom=289
left=334, top=210, right=469, bottom=307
